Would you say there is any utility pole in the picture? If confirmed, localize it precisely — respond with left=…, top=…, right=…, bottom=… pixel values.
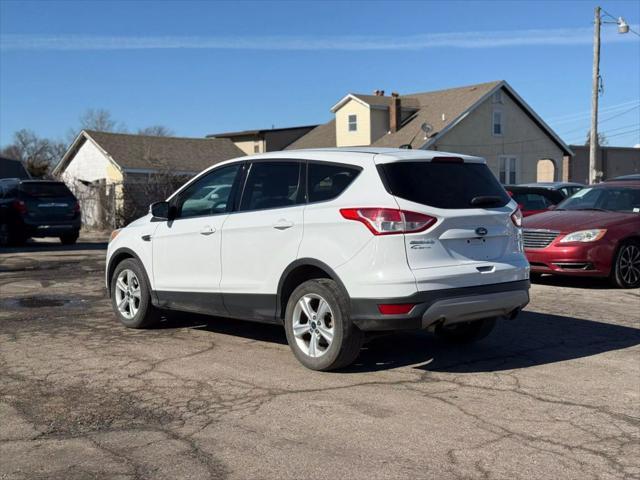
left=589, top=6, right=601, bottom=185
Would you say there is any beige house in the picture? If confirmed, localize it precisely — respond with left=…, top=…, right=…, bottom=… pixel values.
left=207, top=125, right=317, bottom=155
left=53, top=130, right=244, bottom=227
left=287, top=81, right=572, bottom=184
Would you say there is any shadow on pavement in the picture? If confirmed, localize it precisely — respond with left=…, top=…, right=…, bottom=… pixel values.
left=531, top=274, right=618, bottom=290
left=0, top=240, right=108, bottom=254
left=153, top=309, right=640, bottom=373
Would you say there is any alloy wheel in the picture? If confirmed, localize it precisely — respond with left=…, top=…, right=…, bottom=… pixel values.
left=115, top=269, right=141, bottom=319
left=292, top=294, right=335, bottom=358
left=619, top=244, right=640, bottom=287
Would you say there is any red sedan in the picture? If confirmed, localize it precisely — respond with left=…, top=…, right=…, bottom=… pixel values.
left=522, top=180, right=640, bottom=288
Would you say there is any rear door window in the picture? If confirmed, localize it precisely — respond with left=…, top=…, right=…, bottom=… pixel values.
left=378, top=161, right=510, bottom=209
left=240, top=162, right=304, bottom=211
left=308, top=163, right=361, bottom=203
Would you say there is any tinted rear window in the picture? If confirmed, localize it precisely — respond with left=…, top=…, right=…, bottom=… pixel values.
left=20, top=182, right=73, bottom=198
left=511, top=192, right=553, bottom=210
left=378, top=161, right=510, bottom=209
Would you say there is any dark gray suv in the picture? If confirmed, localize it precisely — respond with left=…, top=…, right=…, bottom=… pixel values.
left=0, top=179, right=81, bottom=245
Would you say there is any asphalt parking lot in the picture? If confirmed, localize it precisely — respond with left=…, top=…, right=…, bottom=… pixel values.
left=1, top=235, right=639, bottom=480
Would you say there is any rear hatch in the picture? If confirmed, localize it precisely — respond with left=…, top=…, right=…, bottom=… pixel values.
left=376, top=158, right=515, bottom=270
left=19, top=181, right=78, bottom=222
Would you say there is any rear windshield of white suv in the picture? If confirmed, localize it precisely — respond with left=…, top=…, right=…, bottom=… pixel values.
left=377, top=161, right=510, bottom=209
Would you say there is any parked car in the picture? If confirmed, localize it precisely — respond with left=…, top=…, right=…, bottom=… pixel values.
left=505, top=185, right=565, bottom=217
left=106, top=148, right=530, bottom=371
left=606, top=174, right=640, bottom=182
left=523, top=180, right=640, bottom=288
left=518, top=182, right=585, bottom=198
left=0, top=178, right=81, bottom=245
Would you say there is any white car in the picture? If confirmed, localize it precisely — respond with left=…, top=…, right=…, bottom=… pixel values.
left=106, top=148, right=530, bottom=371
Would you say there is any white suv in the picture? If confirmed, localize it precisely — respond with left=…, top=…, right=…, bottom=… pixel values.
left=106, top=148, right=530, bottom=370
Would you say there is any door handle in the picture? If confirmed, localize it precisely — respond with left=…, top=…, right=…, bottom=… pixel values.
left=200, top=225, right=216, bottom=235
left=273, top=220, right=294, bottom=230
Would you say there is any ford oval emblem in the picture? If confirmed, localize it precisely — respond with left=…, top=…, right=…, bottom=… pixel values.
left=475, top=227, right=488, bottom=236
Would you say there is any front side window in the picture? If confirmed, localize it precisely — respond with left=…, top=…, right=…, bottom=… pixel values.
left=492, top=110, right=503, bottom=136
left=175, top=163, right=240, bottom=219
left=308, top=163, right=361, bottom=203
left=240, top=161, right=303, bottom=211
left=348, top=114, right=357, bottom=132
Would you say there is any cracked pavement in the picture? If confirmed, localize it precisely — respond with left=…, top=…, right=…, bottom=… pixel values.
left=1, top=235, right=639, bottom=479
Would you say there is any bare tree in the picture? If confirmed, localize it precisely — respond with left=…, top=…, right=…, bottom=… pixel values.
left=137, top=125, right=174, bottom=137
left=79, top=108, right=118, bottom=132
left=0, top=129, right=63, bottom=178
left=585, top=130, right=608, bottom=146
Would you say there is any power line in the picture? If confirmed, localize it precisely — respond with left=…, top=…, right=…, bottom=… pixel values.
left=546, top=100, right=639, bottom=124
left=558, top=104, right=640, bottom=136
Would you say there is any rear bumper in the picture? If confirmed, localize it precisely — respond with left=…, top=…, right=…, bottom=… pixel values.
left=23, top=218, right=81, bottom=237
left=526, top=242, right=613, bottom=277
left=350, top=280, right=530, bottom=331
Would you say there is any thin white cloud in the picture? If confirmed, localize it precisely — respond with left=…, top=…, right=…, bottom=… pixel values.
left=1, top=27, right=638, bottom=51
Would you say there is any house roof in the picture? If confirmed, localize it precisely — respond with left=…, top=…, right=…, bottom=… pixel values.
left=207, top=124, right=318, bottom=138
left=290, top=81, right=572, bottom=156
left=285, top=119, right=337, bottom=150
left=54, top=130, right=245, bottom=176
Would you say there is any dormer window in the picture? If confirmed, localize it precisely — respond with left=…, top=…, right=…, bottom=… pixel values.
left=348, top=114, right=358, bottom=132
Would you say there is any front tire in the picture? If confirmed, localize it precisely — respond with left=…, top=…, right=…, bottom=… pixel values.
left=284, top=279, right=363, bottom=371
left=110, top=258, right=160, bottom=328
left=435, top=317, right=497, bottom=344
left=611, top=240, right=640, bottom=289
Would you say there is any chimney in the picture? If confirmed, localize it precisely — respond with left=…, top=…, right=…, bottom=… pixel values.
left=390, top=92, right=401, bottom=133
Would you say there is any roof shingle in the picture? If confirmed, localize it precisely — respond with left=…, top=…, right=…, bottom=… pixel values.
left=81, top=130, right=245, bottom=172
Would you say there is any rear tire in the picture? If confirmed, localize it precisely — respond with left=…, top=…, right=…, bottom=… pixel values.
left=435, top=317, right=497, bottom=344
left=60, top=231, right=79, bottom=245
left=284, top=279, right=363, bottom=371
left=611, top=240, right=640, bottom=289
left=110, top=258, right=160, bottom=329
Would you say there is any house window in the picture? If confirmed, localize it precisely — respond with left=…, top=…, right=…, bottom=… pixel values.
left=492, top=110, right=503, bottom=136
left=348, top=114, right=357, bottom=132
left=492, top=90, right=503, bottom=104
left=499, top=156, right=518, bottom=184
left=254, top=144, right=260, bottom=153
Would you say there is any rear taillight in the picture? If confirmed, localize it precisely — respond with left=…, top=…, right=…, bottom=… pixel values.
left=12, top=200, right=27, bottom=215
left=511, top=208, right=522, bottom=228
left=73, top=201, right=81, bottom=213
left=340, top=208, right=436, bottom=235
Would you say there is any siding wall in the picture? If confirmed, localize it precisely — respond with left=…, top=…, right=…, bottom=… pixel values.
left=60, top=139, right=123, bottom=184
left=335, top=100, right=371, bottom=147
left=432, top=92, right=564, bottom=183
left=568, top=145, right=640, bottom=183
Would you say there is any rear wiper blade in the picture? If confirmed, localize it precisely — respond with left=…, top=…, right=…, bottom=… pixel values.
left=470, top=195, right=503, bottom=207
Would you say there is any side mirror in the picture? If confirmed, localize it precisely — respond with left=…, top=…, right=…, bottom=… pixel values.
left=150, top=201, right=170, bottom=220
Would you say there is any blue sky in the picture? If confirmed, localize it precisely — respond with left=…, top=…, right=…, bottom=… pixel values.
left=1, top=0, right=639, bottom=147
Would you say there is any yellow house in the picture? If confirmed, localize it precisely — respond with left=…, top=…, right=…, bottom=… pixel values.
left=287, top=81, right=573, bottom=184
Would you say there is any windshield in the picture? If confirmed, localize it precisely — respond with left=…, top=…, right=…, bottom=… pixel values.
left=558, top=186, right=640, bottom=213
